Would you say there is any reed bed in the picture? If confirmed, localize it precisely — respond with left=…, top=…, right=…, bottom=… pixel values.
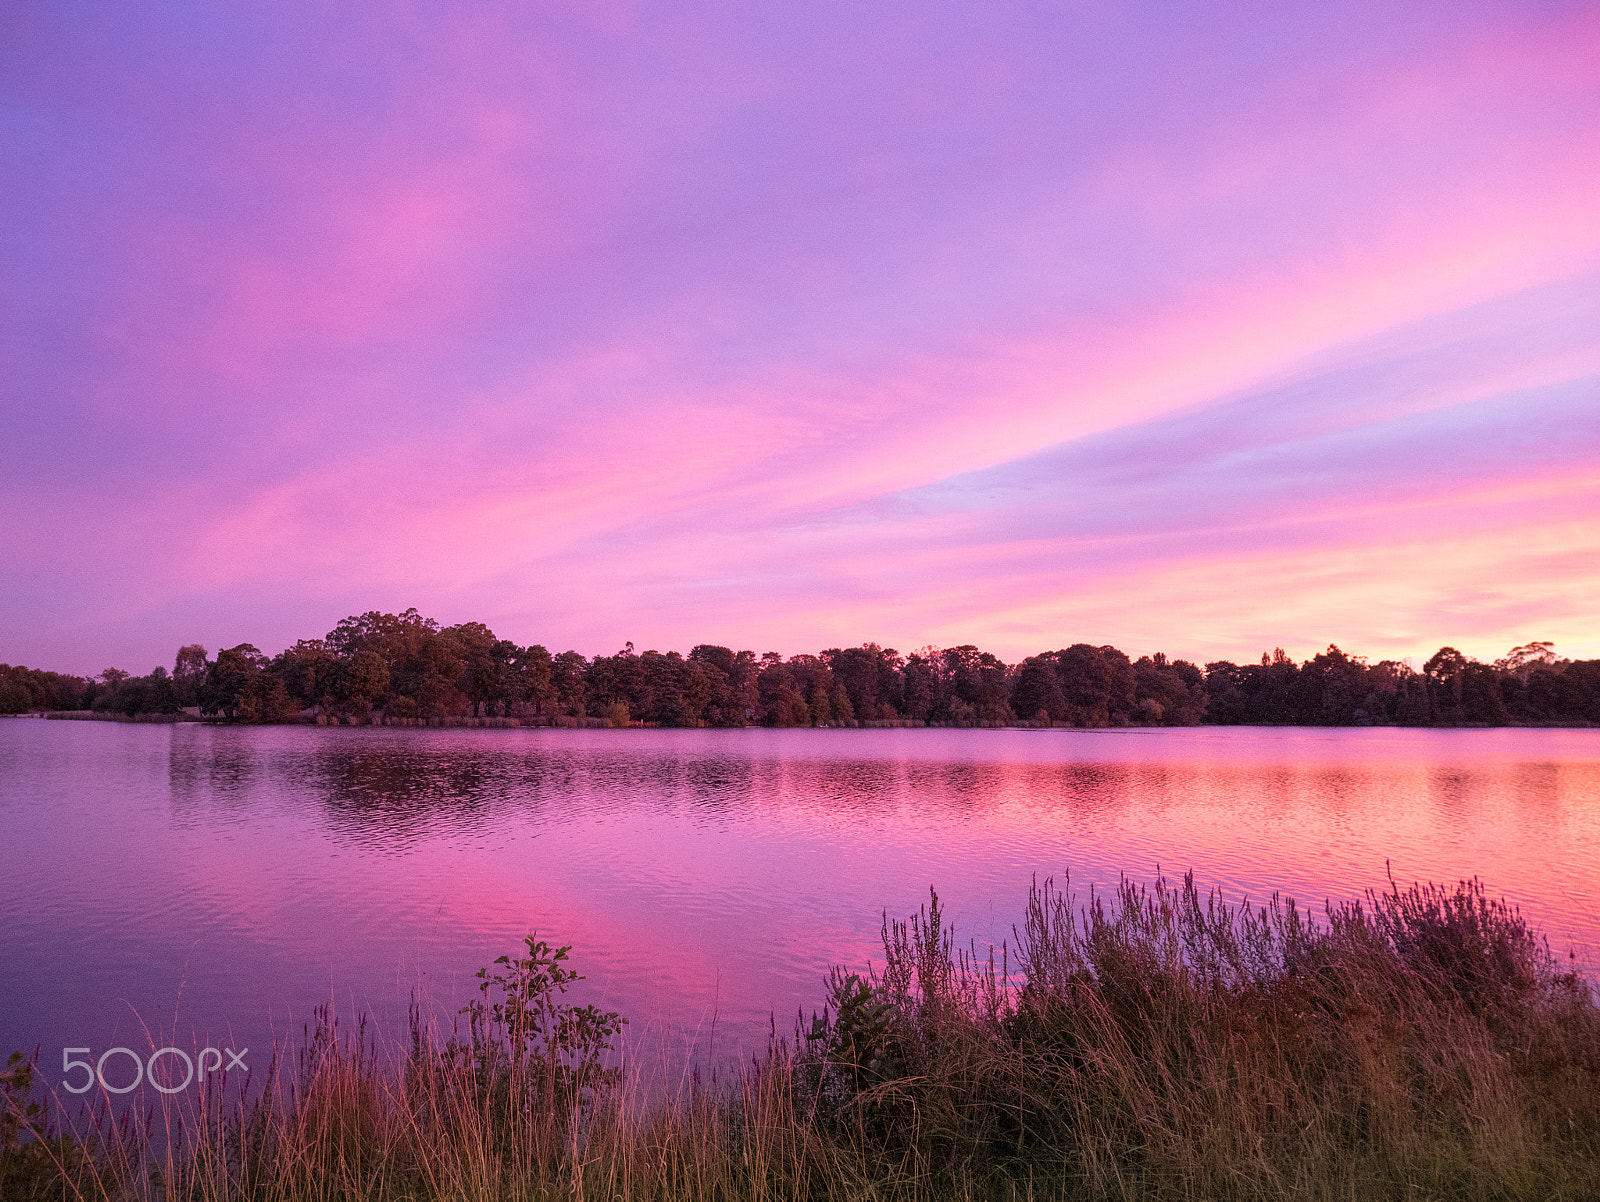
left=4, top=872, right=1597, bottom=1201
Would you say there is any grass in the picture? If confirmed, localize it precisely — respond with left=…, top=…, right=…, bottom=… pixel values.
left=4, top=872, right=1598, bottom=1201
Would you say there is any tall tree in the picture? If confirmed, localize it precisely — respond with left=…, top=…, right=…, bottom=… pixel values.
left=173, top=644, right=208, bottom=707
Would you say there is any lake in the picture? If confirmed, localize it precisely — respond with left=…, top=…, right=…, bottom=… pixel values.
left=2, top=720, right=1597, bottom=1097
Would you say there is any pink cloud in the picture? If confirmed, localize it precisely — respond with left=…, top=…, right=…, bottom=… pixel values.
left=3, top=1, right=1599, bottom=673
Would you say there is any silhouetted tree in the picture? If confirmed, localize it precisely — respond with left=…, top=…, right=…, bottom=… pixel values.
left=16, top=609, right=1598, bottom=730
left=1132, top=652, right=1205, bottom=725
left=199, top=645, right=266, bottom=720
left=173, top=644, right=208, bottom=707
left=551, top=651, right=589, bottom=717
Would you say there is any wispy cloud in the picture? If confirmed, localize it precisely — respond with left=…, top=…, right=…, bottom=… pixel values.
left=2, top=1, right=1597, bottom=671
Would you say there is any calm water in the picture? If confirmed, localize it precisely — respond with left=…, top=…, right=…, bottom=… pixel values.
left=2, top=720, right=1598, bottom=1094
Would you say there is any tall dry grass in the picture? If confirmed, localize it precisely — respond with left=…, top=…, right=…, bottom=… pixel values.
left=795, top=873, right=1600, bottom=1199
left=4, top=873, right=1597, bottom=1200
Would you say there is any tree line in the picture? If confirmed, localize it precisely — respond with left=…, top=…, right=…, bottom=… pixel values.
left=2, top=610, right=1596, bottom=727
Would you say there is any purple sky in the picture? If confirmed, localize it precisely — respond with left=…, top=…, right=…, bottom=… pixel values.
left=3, top=1, right=1598, bottom=676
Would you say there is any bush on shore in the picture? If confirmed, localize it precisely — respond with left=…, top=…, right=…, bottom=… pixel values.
left=4, top=874, right=1597, bottom=1200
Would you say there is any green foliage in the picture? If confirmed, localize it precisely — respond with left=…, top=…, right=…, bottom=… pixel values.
left=0, top=1052, right=96, bottom=1201
left=199, top=644, right=267, bottom=719
left=13, top=602, right=1600, bottom=726
left=0, top=664, right=93, bottom=713
left=805, top=971, right=906, bottom=1120
left=458, top=934, right=627, bottom=1100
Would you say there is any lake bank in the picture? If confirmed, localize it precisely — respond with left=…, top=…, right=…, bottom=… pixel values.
left=12, top=710, right=1596, bottom=729
left=7, top=873, right=1597, bottom=1201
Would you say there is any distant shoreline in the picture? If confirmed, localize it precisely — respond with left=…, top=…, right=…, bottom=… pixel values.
left=8, top=710, right=1594, bottom=730
left=8, top=613, right=1597, bottom=730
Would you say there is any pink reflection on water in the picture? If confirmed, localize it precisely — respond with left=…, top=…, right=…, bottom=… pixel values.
left=1, top=723, right=1596, bottom=1076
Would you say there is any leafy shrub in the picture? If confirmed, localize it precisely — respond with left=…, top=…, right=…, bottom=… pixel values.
left=457, top=934, right=626, bottom=1102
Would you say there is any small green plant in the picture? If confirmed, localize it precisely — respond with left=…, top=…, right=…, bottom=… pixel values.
left=0, top=1052, right=48, bottom=1197
left=0, top=1051, right=100, bottom=1201
left=459, top=934, right=627, bottom=1099
left=807, top=971, right=905, bottom=1102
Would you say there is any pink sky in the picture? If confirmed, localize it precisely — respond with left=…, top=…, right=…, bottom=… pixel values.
left=2, top=1, right=1598, bottom=675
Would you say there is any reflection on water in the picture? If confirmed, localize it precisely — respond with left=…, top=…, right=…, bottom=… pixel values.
left=2, top=723, right=1598, bottom=1086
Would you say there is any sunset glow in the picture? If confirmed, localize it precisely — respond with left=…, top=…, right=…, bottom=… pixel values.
left=3, top=1, right=1598, bottom=671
